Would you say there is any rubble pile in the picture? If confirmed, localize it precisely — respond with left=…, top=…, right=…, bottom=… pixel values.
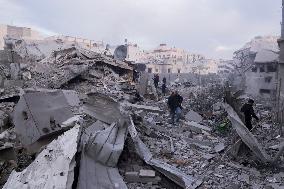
left=0, top=37, right=283, bottom=189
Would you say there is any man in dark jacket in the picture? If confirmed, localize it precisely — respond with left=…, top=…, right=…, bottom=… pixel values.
left=153, top=74, right=159, bottom=88
left=162, top=83, right=166, bottom=96
left=168, top=91, right=183, bottom=124
left=241, top=99, right=259, bottom=130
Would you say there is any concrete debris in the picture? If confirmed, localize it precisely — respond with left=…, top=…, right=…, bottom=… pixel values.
left=3, top=125, right=80, bottom=189
left=13, top=90, right=78, bottom=146
left=184, top=121, right=212, bottom=133
left=185, top=110, right=203, bottom=123
left=0, top=35, right=283, bottom=189
left=124, top=102, right=163, bottom=113
left=214, top=143, right=225, bottom=153
left=139, top=169, right=156, bottom=177
left=77, top=119, right=128, bottom=189
left=82, top=93, right=122, bottom=124
left=125, top=171, right=161, bottom=184
left=85, top=122, right=127, bottom=167
left=129, top=116, right=203, bottom=189
left=224, top=103, right=271, bottom=163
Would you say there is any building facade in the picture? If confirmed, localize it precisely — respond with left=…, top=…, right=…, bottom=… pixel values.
left=46, top=35, right=106, bottom=52
left=0, top=24, right=42, bottom=49
left=245, top=50, right=278, bottom=98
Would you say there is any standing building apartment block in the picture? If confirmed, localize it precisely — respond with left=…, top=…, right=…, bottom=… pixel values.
left=245, top=49, right=278, bottom=98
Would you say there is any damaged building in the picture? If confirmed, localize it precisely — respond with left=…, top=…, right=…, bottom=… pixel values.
left=0, top=3, right=284, bottom=189
left=245, top=49, right=278, bottom=98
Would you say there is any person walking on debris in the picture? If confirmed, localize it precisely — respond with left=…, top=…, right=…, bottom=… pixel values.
left=162, top=83, right=166, bottom=96
left=153, top=74, right=159, bottom=88
left=162, top=77, right=166, bottom=84
left=241, top=99, right=259, bottom=130
left=168, top=91, right=183, bottom=124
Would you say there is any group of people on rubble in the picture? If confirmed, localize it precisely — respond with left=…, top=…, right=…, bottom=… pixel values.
left=153, top=74, right=167, bottom=96
left=152, top=74, right=259, bottom=127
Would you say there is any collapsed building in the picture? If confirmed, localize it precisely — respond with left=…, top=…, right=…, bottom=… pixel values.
left=0, top=12, right=284, bottom=188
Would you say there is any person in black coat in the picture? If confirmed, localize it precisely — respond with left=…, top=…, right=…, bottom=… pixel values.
left=168, top=91, right=183, bottom=124
left=153, top=74, right=159, bottom=88
left=241, top=99, right=259, bottom=130
left=162, top=83, right=166, bottom=96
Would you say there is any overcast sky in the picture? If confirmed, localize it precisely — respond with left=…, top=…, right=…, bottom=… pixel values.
left=0, top=0, right=282, bottom=59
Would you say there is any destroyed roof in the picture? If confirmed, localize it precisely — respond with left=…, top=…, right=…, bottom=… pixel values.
left=254, top=49, right=279, bottom=63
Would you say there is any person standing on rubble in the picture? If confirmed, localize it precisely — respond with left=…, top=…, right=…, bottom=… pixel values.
left=162, top=82, right=166, bottom=96
left=168, top=91, right=183, bottom=124
left=241, top=99, right=259, bottom=130
left=162, top=77, right=166, bottom=84
left=153, top=74, right=159, bottom=88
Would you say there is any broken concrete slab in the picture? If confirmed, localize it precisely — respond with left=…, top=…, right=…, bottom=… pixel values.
left=129, top=115, right=202, bottom=189
left=82, top=93, right=122, bottom=124
left=136, top=72, right=148, bottom=96
left=124, top=102, right=163, bottom=113
left=214, top=143, right=225, bottom=153
left=139, top=169, right=156, bottom=177
left=13, top=90, right=77, bottom=146
left=185, top=110, right=203, bottom=123
left=186, top=138, right=213, bottom=151
left=85, top=122, right=128, bottom=167
left=77, top=120, right=128, bottom=189
left=184, top=121, right=212, bottom=133
left=125, top=171, right=161, bottom=184
left=3, top=125, right=80, bottom=189
left=224, top=103, right=271, bottom=163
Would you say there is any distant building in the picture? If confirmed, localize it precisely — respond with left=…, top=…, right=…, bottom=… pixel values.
left=0, top=24, right=43, bottom=49
left=145, top=61, right=191, bottom=74
left=125, top=43, right=147, bottom=63
left=148, top=44, right=204, bottom=64
left=245, top=49, right=278, bottom=98
left=46, top=35, right=106, bottom=52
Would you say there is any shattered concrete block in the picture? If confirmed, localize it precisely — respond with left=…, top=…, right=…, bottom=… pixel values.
left=214, top=143, right=225, bottom=153
left=125, top=171, right=161, bottom=184
left=10, top=63, right=20, bottom=80
left=3, top=125, right=80, bottom=189
left=13, top=90, right=77, bottom=146
left=139, top=169, right=156, bottom=177
left=184, top=121, right=212, bottom=133
left=125, top=171, right=139, bottom=182
left=22, top=71, right=32, bottom=80
left=238, top=173, right=250, bottom=184
left=0, top=110, right=10, bottom=131
left=124, top=102, right=163, bottom=113
left=82, top=93, right=122, bottom=124
left=77, top=121, right=128, bottom=189
left=224, top=104, right=271, bottom=163
left=185, top=110, right=203, bottom=123
left=128, top=116, right=203, bottom=189
left=214, top=173, right=224, bottom=178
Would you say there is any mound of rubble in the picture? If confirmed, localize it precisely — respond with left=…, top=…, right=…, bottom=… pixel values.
left=0, top=37, right=283, bottom=189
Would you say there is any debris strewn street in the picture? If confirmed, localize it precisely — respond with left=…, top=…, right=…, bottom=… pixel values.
left=0, top=2, right=284, bottom=188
